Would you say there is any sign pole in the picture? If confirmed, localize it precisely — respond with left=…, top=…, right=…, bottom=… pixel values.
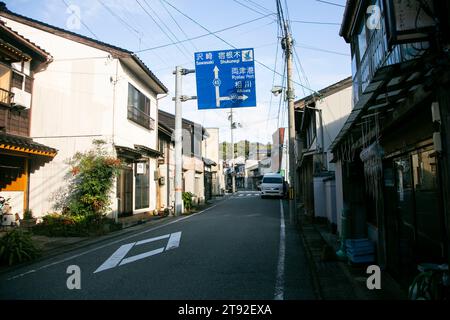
left=231, top=108, right=236, bottom=194
left=174, top=66, right=183, bottom=216
left=173, top=67, right=196, bottom=217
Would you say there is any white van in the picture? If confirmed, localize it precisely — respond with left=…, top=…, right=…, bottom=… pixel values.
left=260, top=173, right=285, bottom=198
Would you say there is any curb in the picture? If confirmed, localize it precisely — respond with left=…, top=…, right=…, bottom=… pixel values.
left=296, top=218, right=324, bottom=300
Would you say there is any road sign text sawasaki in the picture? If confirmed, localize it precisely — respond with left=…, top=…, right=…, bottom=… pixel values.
left=194, top=48, right=256, bottom=110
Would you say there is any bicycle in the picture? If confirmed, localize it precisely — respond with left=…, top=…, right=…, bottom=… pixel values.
left=409, top=263, right=450, bottom=300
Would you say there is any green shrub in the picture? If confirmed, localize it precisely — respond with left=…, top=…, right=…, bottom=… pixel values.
left=0, top=229, right=41, bottom=266
left=23, top=209, right=34, bottom=220
left=32, top=213, right=122, bottom=237
left=182, top=192, right=194, bottom=212
left=55, top=140, right=122, bottom=217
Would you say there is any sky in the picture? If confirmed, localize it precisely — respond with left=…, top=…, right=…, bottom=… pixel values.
left=4, top=0, right=351, bottom=143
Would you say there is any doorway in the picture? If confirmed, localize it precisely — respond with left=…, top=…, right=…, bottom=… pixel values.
left=117, top=165, right=133, bottom=217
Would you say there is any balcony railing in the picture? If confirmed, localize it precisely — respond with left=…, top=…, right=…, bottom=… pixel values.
left=127, top=105, right=155, bottom=130
left=352, top=15, right=429, bottom=107
left=0, top=88, right=14, bottom=106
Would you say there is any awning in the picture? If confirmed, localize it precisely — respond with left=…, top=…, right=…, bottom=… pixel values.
left=330, top=55, right=436, bottom=158
left=202, top=157, right=217, bottom=167
left=115, top=145, right=143, bottom=161
left=0, top=132, right=57, bottom=157
left=134, top=144, right=162, bottom=158
left=115, top=145, right=162, bottom=161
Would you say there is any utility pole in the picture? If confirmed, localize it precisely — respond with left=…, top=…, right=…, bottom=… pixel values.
left=173, top=66, right=196, bottom=216
left=282, top=21, right=298, bottom=224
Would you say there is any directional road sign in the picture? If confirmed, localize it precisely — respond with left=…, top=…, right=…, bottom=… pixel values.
left=194, top=48, right=256, bottom=110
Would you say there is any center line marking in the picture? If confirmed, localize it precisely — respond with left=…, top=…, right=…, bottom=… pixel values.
left=274, top=200, right=286, bottom=300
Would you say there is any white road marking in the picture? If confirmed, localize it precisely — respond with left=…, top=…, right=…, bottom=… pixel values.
left=94, top=232, right=182, bottom=273
left=136, top=234, right=170, bottom=246
left=165, top=231, right=182, bottom=251
left=119, top=248, right=165, bottom=266
left=274, top=200, right=286, bottom=300
left=6, top=201, right=224, bottom=281
left=94, top=243, right=135, bottom=273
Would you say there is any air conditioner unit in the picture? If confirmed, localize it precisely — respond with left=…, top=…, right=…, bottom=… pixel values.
left=11, top=88, right=31, bottom=109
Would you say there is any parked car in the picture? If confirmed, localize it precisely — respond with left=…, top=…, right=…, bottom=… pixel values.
left=260, top=173, right=285, bottom=199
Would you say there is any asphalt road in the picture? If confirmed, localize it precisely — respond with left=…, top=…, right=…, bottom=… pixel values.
left=0, top=192, right=316, bottom=300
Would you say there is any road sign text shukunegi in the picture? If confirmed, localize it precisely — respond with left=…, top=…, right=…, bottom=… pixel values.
left=194, top=48, right=256, bottom=110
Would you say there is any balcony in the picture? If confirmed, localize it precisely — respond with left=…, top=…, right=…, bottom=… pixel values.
left=0, top=88, right=14, bottom=106
left=352, top=15, right=429, bottom=107
left=127, top=105, right=155, bottom=130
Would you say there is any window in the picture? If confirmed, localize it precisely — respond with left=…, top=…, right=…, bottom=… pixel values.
left=24, top=77, right=32, bottom=93
left=135, top=161, right=150, bottom=209
left=263, top=177, right=283, bottom=184
left=11, top=71, right=32, bottom=93
left=12, top=72, right=24, bottom=89
left=357, top=21, right=367, bottom=60
left=128, top=83, right=154, bottom=130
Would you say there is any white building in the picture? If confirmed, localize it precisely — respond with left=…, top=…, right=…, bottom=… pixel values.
left=296, top=77, right=353, bottom=230
left=0, top=7, right=168, bottom=218
left=202, top=128, right=223, bottom=197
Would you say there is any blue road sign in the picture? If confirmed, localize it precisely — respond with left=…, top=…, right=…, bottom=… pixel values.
left=194, top=48, right=256, bottom=110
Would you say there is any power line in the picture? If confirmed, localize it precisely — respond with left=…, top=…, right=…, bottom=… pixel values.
left=97, top=0, right=170, bottom=67
left=316, top=0, right=345, bottom=8
left=266, top=28, right=281, bottom=133
left=290, top=19, right=341, bottom=26
left=61, top=0, right=99, bottom=39
left=97, top=0, right=141, bottom=36
left=295, top=43, right=350, bottom=56
left=135, top=14, right=272, bottom=53
left=142, top=0, right=192, bottom=59
left=159, top=0, right=198, bottom=52
left=244, top=0, right=275, bottom=15
left=161, top=0, right=317, bottom=94
left=135, top=0, right=190, bottom=60
left=232, top=0, right=275, bottom=18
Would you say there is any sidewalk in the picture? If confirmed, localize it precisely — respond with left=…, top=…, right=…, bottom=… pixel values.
left=298, top=214, right=408, bottom=300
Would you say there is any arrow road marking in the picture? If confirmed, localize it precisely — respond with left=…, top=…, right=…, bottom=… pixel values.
left=94, top=243, right=135, bottom=274
left=94, top=231, right=182, bottom=273
left=166, top=231, right=182, bottom=251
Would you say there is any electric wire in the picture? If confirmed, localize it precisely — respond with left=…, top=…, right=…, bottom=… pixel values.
left=161, top=0, right=317, bottom=94
left=142, top=0, right=193, bottom=59
left=61, top=0, right=99, bottom=39
left=135, top=0, right=191, bottom=61
left=232, top=0, right=274, bottom=17
left=135, top=14, right=272, bottom=53
left=159, top=0, right=199, bottom=52
left=316, top=0, right=345, bottom=8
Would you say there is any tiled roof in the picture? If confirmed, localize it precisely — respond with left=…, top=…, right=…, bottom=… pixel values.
left=0, top=132, right=57, bottom=156
left=0, top=19, right=51, bottom=61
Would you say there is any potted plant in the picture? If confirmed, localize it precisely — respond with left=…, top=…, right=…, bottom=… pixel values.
left=20, top=209, right=37, bottom=229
